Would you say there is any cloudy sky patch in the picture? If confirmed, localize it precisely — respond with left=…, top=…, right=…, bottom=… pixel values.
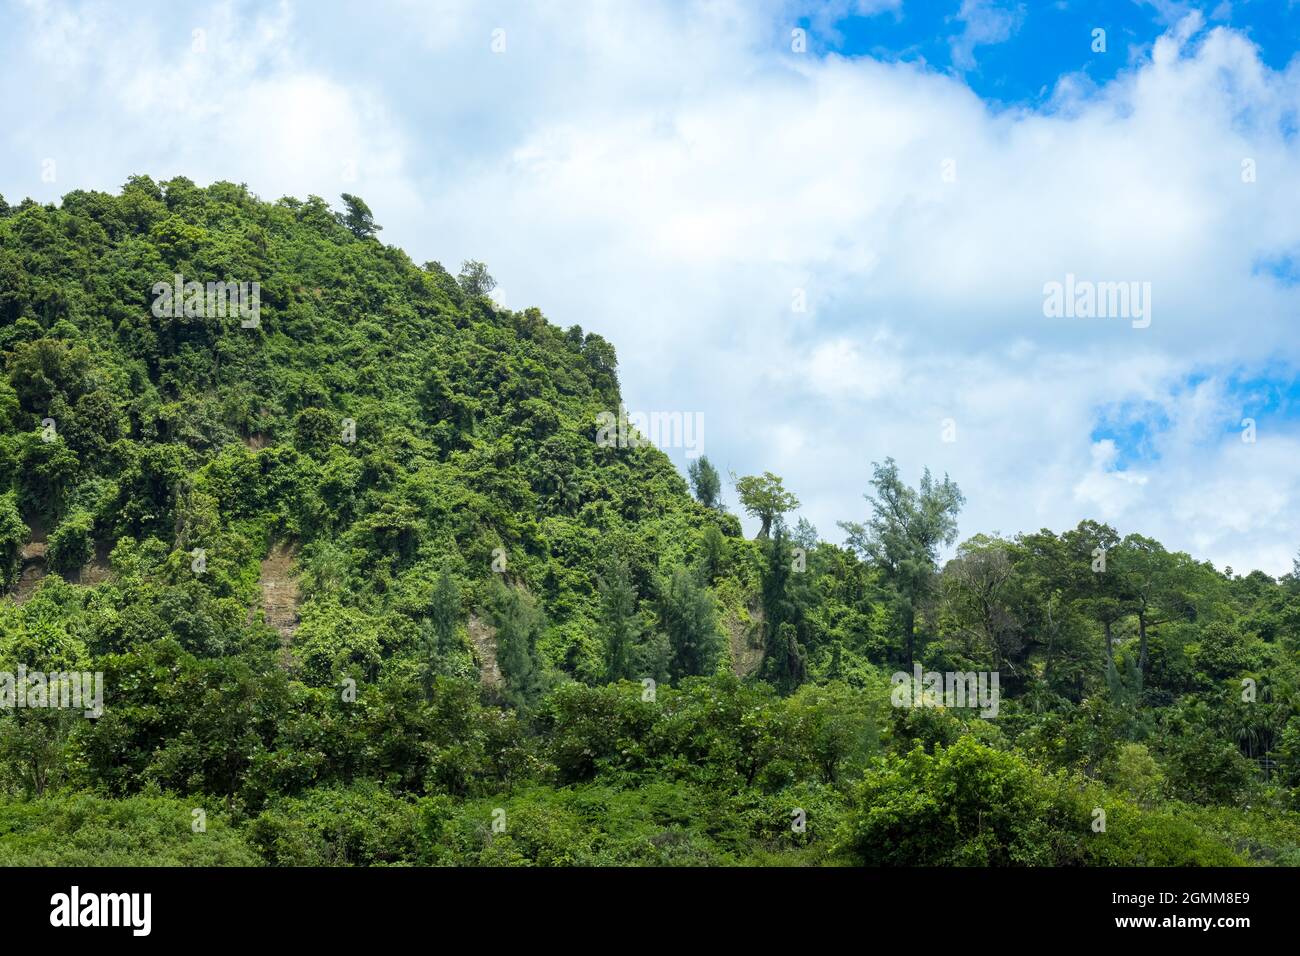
left=3, top=0, right=1299, bottom=573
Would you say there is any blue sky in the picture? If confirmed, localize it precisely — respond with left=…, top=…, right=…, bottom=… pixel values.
left=3, top=0, right=1300, bottom=574
left=806, top=0, right=1300, bottom=104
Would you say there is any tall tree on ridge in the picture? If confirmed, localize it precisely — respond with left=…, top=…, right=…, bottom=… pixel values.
left=734, top=471, right=800, bottom=539
left=839, top=458, right=964, bottom=665
left=688, top=455, right=723, bottom=510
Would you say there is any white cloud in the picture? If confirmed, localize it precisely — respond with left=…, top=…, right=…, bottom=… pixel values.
left=2, top=0, right=416, bottom=216
left=948, top=0, right=1025, bottom=71
left=3, top=1, right=1300, bottom=573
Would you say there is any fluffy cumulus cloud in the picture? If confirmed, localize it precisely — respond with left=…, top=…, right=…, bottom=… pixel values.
left=2, top=0, right=1299, bottom=573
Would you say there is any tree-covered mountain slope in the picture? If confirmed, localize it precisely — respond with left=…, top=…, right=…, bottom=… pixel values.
left=0, top=175, right=736, bottom=683
left=1, top=178, right=1298, bottom=867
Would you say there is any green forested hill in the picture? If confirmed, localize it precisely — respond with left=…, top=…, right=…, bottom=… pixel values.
left=1, top=177, right=1298, bottom=866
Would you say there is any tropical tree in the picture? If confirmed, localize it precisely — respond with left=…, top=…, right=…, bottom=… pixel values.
left=488, top=582, right=546, bottom=710
left=419, top=567, right=462, bottom=697
left=839, top=458, right=963, bottom=664
left=338, top=193, right=381, bottom=239
left=687, top=455, right=723, bottom=510
left=733, top=471, right=800, bottom=538
left=597, top=554, right=642, bottom=683
left=457, top=260, right=496, bottom=297
left=941, top=534, right=1020, bottom=672
left=659, top=566, right=722, bottom=682
left=1112, top=534, right=1198, bottom=681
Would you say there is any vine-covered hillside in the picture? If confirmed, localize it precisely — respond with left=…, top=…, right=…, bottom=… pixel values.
left=1, top=178, right=1298, bottom=867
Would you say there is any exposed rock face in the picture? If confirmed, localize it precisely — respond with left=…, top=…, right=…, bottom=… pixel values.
left=726, top=601, right=766, bottom=678
left=10, top=536, right=47, bottom=604
left=257, top=542, right=302, bottom=667
left=468, top=612, right=501, bottom=687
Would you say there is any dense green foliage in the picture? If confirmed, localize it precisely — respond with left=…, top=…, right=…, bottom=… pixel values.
left=0, top=178, right=1297, bottom=866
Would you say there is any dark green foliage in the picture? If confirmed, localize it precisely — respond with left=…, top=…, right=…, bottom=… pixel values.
left=0, top=492, right=24, bottom=586
left=767, top=622, right=808, bottom=695
left=837, top=736, right=1242, bottom=866
left=658, top=566, right=722, bottom=681
left=687, top=455, right=722, bottom=510
left=696, top=524, right=725, bottom=585
left=597, top=554, right=641, bottom=682
left=419, top=567, right=462, bottom=697
left=760, top=522, right=810, bottom=693
left=488, top=582, right=546, bottom=711
left=337, top=194, right=381, bottom=240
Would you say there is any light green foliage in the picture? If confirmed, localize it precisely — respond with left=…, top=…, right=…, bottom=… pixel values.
left=0, top=794, right=260, bottom=866
left=46, top=508, right=94, bottom=577
left=733, top=471, right=800, bottom=539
